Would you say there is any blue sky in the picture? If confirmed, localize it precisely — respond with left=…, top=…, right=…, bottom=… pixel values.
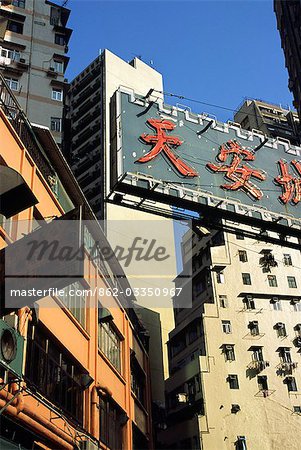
left=66, top=0, right=293, bottom=123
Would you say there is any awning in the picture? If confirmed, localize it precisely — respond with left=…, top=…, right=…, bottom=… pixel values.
left=0, top=165, right=38, bottom=218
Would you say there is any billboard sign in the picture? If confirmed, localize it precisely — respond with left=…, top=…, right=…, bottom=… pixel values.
left=110, top=88, right=301, bottom=230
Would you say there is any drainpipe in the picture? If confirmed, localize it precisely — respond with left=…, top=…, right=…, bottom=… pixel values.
left=91, top=382, right=113, bottom=436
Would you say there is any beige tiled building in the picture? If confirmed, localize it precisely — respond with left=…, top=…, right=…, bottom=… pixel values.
left=162, top=225, right=301, bottom=450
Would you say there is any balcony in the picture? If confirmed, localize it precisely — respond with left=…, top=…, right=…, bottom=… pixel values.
left=277, top=361, right=298, bottom=375
left=247, top=360, right=269, bottom=372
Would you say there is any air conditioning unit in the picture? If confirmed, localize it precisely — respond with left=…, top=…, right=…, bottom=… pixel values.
left=19, top=58, right=26, bottom=63
left=0, top=319, right=24, bottom=379
left=79, top=441, right=98, bottom=450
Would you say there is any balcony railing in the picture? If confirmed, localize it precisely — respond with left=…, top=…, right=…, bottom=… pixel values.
left=277, top=361, right=298, bottom=375
left=248, top=360, right=270, bottom=372
left=0, top=75, right=55, bottom=183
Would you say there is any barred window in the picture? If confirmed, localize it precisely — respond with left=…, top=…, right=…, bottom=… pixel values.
left=98, top=322, right=121, bottom=372
left=57, top=280, right=86, bottom=328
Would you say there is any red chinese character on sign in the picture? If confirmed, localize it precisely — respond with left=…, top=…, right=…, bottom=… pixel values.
left=136, top=119, right=197, bottom=177
left=275, top=160, right=301, bottom=204
left=207, top=140, right=266, bottom=200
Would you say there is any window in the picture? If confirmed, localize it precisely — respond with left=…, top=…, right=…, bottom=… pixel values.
left=222, top=320, right=232, bottom=334
left=51, top=88, right=63, bottom=101
left=98, top=322, right=121, bottom=372
left=228, top=374, right=239, bottom=389
left=293, top=301, right=301, bottom=312
left=219, top=295, right=228, bottom=308
left=53, top=60, right=64, bottom=73
left=0, top=47, right=20, bottom=61
left=283, top=254, right=292, bottom=266
left=271, top=297, right=282, bottom=311
left=236, top=233, right=244, bottom=240
left=244, top=295, right=255, bottom=310
left=288, top=276, right=297, bottom=289
left=249, top=321, right=259, bottom=336
left=188, top=322, right=199, bottom=343
left=268, top=275, right=278, bottom=287
left=252, top=346, right=264, bottom=362
left=131, top=356, right=146, bottom=405
left=7, top=20, right=23, bottom=34
left=12, top=0, right=25, bottom=7
left=279, top=347, right=292, bottom=363
left=224, top=344, right=235, bottom=361
left=238, top=250, right=248, bottom=262
left=242, top=273, right=251, bottom=285
left=286, top=377, right=298, bottom=392
left=216, top=271, right=224, bottom=284
left=55, top=33, right=65, bottom=46
left=25, top=324, right=84, bottom=424
left=257, top=375, right=268, bottom=391
left=275, top=323, right=287, bottom=338
left=99, top=397, right=125, bottom=450
left=293, top=406, right=301, bottom=414
left=236, top=436, right=247, bottom=450
left=57, top=281, right=86, bottom=328
left=4, top=77, right=19, bottom=91
left=50, top=117, right=62, bottom=132
left=0, top=214, right=13, bottom=236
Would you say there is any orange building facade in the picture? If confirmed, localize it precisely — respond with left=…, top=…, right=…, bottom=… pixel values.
left=0, top=77, right=153, bottom=450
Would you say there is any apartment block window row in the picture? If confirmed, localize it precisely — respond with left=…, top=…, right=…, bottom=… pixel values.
left=243, top=295, right=301, bottom=313
left=241, top=272, right=297, bottom=289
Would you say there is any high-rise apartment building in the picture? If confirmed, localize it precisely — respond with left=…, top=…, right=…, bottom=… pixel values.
left=274, top=0, right=301, bottom=123
left=0, top=0, right=72, bottom=145
left=161, top=224, right=301, bottom=450
left=234, top=98, right=300, bottom=146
